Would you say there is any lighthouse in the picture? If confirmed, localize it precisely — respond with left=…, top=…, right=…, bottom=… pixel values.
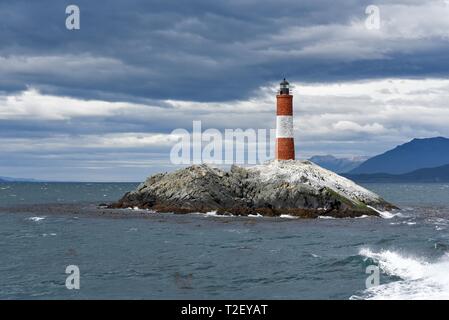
left=275, top=78, right=295, bottom=160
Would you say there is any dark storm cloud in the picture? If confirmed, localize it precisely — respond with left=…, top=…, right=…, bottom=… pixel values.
left=3, top=0, right=444, bottom=102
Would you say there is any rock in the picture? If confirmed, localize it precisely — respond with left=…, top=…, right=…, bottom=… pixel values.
left=110, top=160, right=396, bottom=218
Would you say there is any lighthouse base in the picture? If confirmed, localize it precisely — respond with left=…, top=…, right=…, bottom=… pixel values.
left=276, top=138, right=295, bottom=160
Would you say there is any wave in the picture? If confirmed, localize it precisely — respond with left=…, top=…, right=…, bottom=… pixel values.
left=28, top=216, right=46, bottom=222
left=389, top=220, right=417, bottom=226
left=279, top=214, right=297, bottom=219
left=204, top=211, right=232, bottom=218
left=354, top=248, right=449, bottom=300
left=318, top=215, right=336, bottom=219
left=248, top=213, right=263, bottom=218
left=125, top=207, right=158, bottom=214
left=367, top=206, right=408, bottom=219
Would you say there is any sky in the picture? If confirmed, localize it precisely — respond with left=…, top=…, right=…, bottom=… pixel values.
left=1, top=0, right=449, bottom=181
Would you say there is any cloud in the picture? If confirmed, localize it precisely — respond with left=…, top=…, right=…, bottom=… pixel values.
left=1, top=77, right=449, bottom=180
left=333, top=121, right=386, bottom=134
left=2, top=0, right=449, bottom=180
left=1, top=0, right=449, bottom=102
left=0, top=88, right=130, bottom=120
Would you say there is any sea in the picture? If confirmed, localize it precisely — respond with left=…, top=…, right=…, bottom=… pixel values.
left=1, top=182, right=449, bottom=300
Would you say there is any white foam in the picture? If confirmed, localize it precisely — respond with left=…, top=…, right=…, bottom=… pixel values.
left=28, top=216, right=45, bottom=222
left=318, top=215, right=336, bottom=219
left=390, top=221, right=417, bottom=226
left=225, top=228, right=248, bottom=234
left=356, top=248, right=449, bottom=300
left=126, top=206, right=157, bottom=213
left=367, top=206, right=400, bottom=219
left=248, top=213, right=263, bottom=218
left=203, top=211, right=232, bottom=218
left=280, top=214, right=297, bottom=219
left=429, top=218, right=449, bottom=226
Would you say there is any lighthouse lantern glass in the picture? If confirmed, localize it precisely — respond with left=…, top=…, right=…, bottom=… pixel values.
left=280, top=79, right=290, bottom=95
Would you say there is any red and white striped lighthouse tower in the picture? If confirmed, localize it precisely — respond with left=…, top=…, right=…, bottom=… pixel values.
left=275, top=78, right=295, bottom=160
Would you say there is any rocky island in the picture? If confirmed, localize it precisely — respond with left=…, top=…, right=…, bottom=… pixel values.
left=110, top=160, right=396, bottom=218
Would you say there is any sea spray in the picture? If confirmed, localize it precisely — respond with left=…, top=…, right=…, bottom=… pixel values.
left=356, top=248, right=449, bottom=299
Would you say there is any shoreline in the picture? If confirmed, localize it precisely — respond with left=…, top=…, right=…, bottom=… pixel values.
left=109, top=203, right=383, bottom=219
left=0, top=202, right=390, bottom=221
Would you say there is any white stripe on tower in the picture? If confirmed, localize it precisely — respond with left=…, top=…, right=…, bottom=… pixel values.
left=276, top=116, right=293, bottom=138
left=276, top=78, right=295, bottom=160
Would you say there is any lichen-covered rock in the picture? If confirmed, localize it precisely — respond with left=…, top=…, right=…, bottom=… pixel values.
left=110, top=160, right=396, bottom=218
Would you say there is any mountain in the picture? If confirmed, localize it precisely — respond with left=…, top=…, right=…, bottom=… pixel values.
left=308, top=155, right=367, bottom=173
left=350, top=137, right=449, bottom=174
left=0, top=176, right=40, bottom=182
left=346, top=163, right=449, bottom=183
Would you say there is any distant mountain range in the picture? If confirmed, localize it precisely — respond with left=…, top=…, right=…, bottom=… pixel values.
left=345, top=164, right=449, bottom=183
left=0, top=176, right=39, bottom=182
left=349, top=137, right=449, bottom=175
left=310, top=137, right=449, bottom=182
left=308, top=155, right=366, bottom=173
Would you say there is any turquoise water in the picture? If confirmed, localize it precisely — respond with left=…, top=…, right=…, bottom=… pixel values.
left=0, top=182, right=449, bottom=299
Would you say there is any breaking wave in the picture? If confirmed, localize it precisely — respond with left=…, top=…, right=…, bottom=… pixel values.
left=354, top=248, right=449, bottom=300
left=367, top=206, right=406, bottom=219
left=279, top=214, right=298, bottom=219
left=28, top=216, right=46, bottom=222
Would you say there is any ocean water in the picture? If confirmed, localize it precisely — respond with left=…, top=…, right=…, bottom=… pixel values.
left=1, top=182, right=449, bottom=299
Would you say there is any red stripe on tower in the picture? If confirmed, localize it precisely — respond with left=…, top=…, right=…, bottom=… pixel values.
left=275, top=78, right=295, bottom=160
